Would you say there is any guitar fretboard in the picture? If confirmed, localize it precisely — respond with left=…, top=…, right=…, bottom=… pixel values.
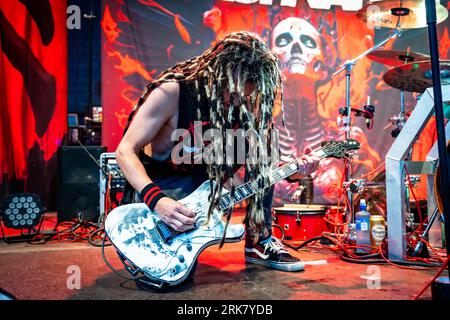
left=218, top=148, right=327, bottom=210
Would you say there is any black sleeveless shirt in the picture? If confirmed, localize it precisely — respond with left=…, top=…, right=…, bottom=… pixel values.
left=121, top=79, right=211, bottom=203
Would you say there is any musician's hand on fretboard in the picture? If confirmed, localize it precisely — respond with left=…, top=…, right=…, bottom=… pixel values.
left=288, top=149, right=321, bottom=180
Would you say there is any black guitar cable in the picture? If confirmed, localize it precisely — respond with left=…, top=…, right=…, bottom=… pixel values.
left=101, top=234, right=139, bottom=281
left=102, top=235, right=173, bottom=290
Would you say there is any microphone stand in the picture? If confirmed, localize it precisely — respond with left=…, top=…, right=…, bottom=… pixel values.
left=425, top=0, right=450, bottom=300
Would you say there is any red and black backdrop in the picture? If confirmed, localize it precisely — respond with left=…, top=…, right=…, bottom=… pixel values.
left=101, top=0, right=450, bottom=205
left=0, top=0, right=67, bottom=207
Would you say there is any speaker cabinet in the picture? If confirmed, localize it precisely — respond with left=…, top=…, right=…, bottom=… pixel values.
left=57, top=146, right=106, bottom=222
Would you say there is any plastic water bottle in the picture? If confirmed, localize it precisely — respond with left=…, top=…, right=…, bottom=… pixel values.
left=355, top=199, right=371, bottom=253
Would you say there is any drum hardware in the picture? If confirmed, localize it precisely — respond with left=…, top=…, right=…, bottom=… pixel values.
left=406, top=211, right=416, bottom=229
left=327, top=1, right=450, bottom=262
left=405, top=171, right=422, bottom=231
left=272, top=204, right=344, bottom=241
left=367, top=49, right=430, bottom=67
left=376, top=58, right=426, bottom=227
left=334, top=4, right=409, bottom=222
left=367, top=49, right=432, bottom=138
left=387, top=91, right=416, bottom=219
left=332, top=28, right=401, bottom=224
left=343, top=179, right=368, bottom=195
left=290, top=175, right=314, bottom=205
left=409, top=207, right=441, bottom=258
left=405, top=174, right=421, bottom=187
left=338, top=103, right=376, bottom=130
left=386, top=84, right=450, bottom=260
left=357, top=1, right=448, bottom=259
left=398, top=89, right=406, bottom=134
left=368, top=49, right=429, bottom=138
left=405, top=173, right=421, bottom=223
left=356, top=0, right=448, bottom=30
left=383, top=60, right=450, bottom=93
left=291, top=185, right=306, bottom=204
left=387, top=112, right=407, bottom=138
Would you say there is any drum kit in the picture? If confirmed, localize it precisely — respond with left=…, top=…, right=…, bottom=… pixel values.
left=273, top=0, right=450, bottom=242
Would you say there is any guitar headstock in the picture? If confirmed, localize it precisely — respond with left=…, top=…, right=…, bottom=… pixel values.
left=321, top=139, right=360, bottom=159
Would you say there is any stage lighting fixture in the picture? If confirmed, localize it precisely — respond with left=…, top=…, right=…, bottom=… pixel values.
left=1, top=193, right=43, bottom=229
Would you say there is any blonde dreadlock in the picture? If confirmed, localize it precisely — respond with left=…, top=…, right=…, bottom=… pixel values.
left=132, top=31, right=284, bottom=245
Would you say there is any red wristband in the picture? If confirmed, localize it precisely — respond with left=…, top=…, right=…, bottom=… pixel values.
left=139, top=183, right=167, bottom=211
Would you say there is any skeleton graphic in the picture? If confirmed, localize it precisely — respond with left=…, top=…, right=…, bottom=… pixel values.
left=272, top=17, right=341, bottom=204
left=272, top=17, right=380, bottom=205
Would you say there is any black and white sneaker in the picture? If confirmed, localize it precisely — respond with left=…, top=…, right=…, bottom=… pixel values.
left=244, top=236, right=305, bottom=272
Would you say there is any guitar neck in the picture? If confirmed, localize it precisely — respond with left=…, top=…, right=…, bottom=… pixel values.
left=218, top=147, right=328, bottom=210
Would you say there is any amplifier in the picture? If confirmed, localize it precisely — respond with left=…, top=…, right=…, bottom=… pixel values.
left=99, top=153, right=126, bottom=219
left=57, top=146, right=106, bottom=223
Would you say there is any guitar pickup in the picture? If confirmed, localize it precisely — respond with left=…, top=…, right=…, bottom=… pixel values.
left=155, top=220, right=179, bottom=243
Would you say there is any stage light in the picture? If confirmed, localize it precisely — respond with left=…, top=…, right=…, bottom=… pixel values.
left=1, top=193, right=43, bottom=229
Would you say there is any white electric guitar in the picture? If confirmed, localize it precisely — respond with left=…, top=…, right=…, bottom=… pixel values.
left=104, top=139, right=360, bottom=288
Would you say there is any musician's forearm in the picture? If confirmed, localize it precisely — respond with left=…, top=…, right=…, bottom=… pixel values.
left=116, top=147, right=152, bottom=193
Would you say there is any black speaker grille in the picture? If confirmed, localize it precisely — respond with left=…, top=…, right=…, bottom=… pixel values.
left=57, top=146, right=106, bottom=222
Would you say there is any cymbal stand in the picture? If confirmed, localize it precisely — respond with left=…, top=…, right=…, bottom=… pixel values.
left=389, top=91, right=407, bottom=135
left=400, top=89, right=406, bottom=132
left=333, top=28, right=402, bottom=223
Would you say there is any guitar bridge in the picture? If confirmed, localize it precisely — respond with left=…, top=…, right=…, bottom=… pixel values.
left=155, top=220, right=180, bottom=243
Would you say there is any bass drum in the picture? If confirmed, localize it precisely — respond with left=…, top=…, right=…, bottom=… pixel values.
left=272, top=204, right=344, bottom=241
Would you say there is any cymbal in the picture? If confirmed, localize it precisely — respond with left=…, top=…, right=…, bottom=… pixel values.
left=383, top=60, right=450, bottom=92
left=367, top=49, right=429, bottom=66
left=357, top=0, right=449, bottom=29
